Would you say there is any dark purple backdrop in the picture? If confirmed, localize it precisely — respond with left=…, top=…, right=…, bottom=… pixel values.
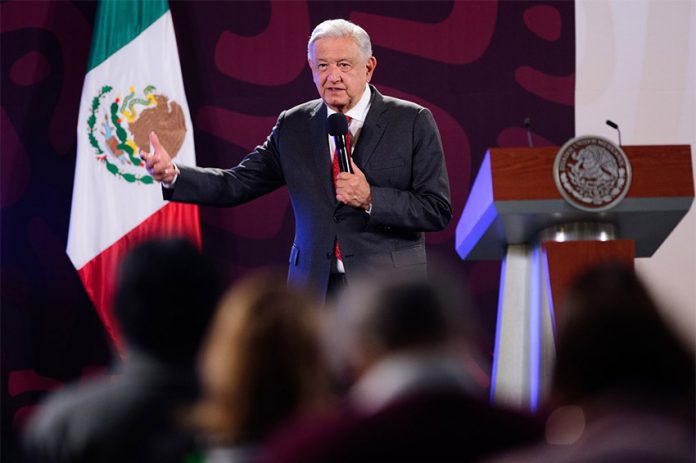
left=1, top=1, right=574, bottom=459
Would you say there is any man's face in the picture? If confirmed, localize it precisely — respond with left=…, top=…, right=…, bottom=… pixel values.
left=308, top=36, right=377, bottom=113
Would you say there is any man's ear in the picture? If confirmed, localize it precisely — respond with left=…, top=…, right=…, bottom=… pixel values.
left=366, top=56, right=377, bottom=82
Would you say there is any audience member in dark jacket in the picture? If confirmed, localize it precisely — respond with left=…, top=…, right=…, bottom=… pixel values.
left=23, top=238, right=223, bottom=463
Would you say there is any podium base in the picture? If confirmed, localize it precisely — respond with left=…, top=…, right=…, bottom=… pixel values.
left=490, top=239, right=635, bottom=411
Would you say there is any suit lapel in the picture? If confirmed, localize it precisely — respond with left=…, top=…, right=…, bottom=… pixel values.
left=309, top=102, right=336, bottom=204
left=353, top=85, right=388, bottom=168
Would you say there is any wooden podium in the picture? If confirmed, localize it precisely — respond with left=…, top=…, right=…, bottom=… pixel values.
left=455, top=145, right=694, bottom=410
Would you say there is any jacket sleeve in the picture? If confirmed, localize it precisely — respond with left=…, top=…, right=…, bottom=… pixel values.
left=367, top=108, right=452, bottom=231
left=163, top=113, right=286, bottom=207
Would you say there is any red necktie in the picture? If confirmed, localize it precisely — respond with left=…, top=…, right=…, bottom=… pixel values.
left=332, top=116, right=351, bottom=261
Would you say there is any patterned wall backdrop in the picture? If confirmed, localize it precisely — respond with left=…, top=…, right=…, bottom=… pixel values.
left=1, top=1, right=574, bottom=458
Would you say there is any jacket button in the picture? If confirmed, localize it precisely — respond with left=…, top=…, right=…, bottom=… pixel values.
left=325, top=252, right=333, bottom=259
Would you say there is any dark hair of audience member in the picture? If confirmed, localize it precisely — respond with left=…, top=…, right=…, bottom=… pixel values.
left=191, top=271, right=330, bottom=445
left=361, top=280, right=453, bottom=353
left=327, top=271, right=480, bottom=386
left=552, top=264, right=694, bottom=408
left=114, top=237, right=223, bottom=363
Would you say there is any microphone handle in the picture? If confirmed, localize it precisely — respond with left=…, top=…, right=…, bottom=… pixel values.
left=334, top=135, right=353, bottom=173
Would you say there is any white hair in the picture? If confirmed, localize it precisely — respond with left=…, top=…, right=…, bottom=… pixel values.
left=307, top=19, right=372, bottom=62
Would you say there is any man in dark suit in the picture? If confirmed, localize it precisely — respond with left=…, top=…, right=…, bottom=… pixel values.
left=22, top=238, right=223, bottom=463
left=144, top=19, right=451, bottom=298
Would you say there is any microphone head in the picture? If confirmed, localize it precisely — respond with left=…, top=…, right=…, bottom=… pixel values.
left=606, top=119, right=619, bottom=129
left=523, top=116, right=531, bottom=128
left=328, top=113, right=349, bottom=136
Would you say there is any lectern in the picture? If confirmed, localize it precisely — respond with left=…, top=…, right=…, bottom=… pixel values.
left=455, top=144, right=693, bottom=410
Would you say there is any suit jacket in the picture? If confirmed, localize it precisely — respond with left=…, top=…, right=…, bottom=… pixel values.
left=165, top=86, right=451, bottom=297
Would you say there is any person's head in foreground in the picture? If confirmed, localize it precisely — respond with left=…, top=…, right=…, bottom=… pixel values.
left=115, top=237, right=223, bottom=363
left=192, top=271, right=330, bottom=447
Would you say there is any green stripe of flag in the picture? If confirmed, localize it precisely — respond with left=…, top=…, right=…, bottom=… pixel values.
left=87, top=0, right=169, bottom=72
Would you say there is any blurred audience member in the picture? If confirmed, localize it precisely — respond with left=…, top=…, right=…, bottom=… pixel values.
left=190, top=271, right=331, bottom=463
left=488, top=264, right=695, bottom=462
left=23, top=238, right=223, bottom=463
left=332, top=273, right=484, bottom=409
left=258, top=275, right=543, bottom=463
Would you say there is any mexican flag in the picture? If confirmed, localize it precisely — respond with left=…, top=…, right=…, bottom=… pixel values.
left=67, top=0, right=201, bottom=345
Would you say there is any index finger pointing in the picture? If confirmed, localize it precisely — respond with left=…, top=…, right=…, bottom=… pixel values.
left=149, top=131, right=161, bottom=152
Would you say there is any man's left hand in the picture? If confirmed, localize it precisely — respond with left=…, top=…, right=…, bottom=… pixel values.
left=336, top=160, right=372, bottom=210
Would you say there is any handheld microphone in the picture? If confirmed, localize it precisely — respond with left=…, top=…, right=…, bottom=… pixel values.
left=328, top=113, right=353, bottom=174
left=606, top=119, right=622, bottom=146
left=523, top=116, right=533, bottom=148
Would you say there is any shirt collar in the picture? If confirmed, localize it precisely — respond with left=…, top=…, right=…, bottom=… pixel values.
left=325, top=84, right=372, bottom=123
left=350, top=350, right=481, bottom=412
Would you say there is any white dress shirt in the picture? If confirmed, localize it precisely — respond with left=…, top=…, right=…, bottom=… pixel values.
left=326, top=85, right=372, bottom=273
